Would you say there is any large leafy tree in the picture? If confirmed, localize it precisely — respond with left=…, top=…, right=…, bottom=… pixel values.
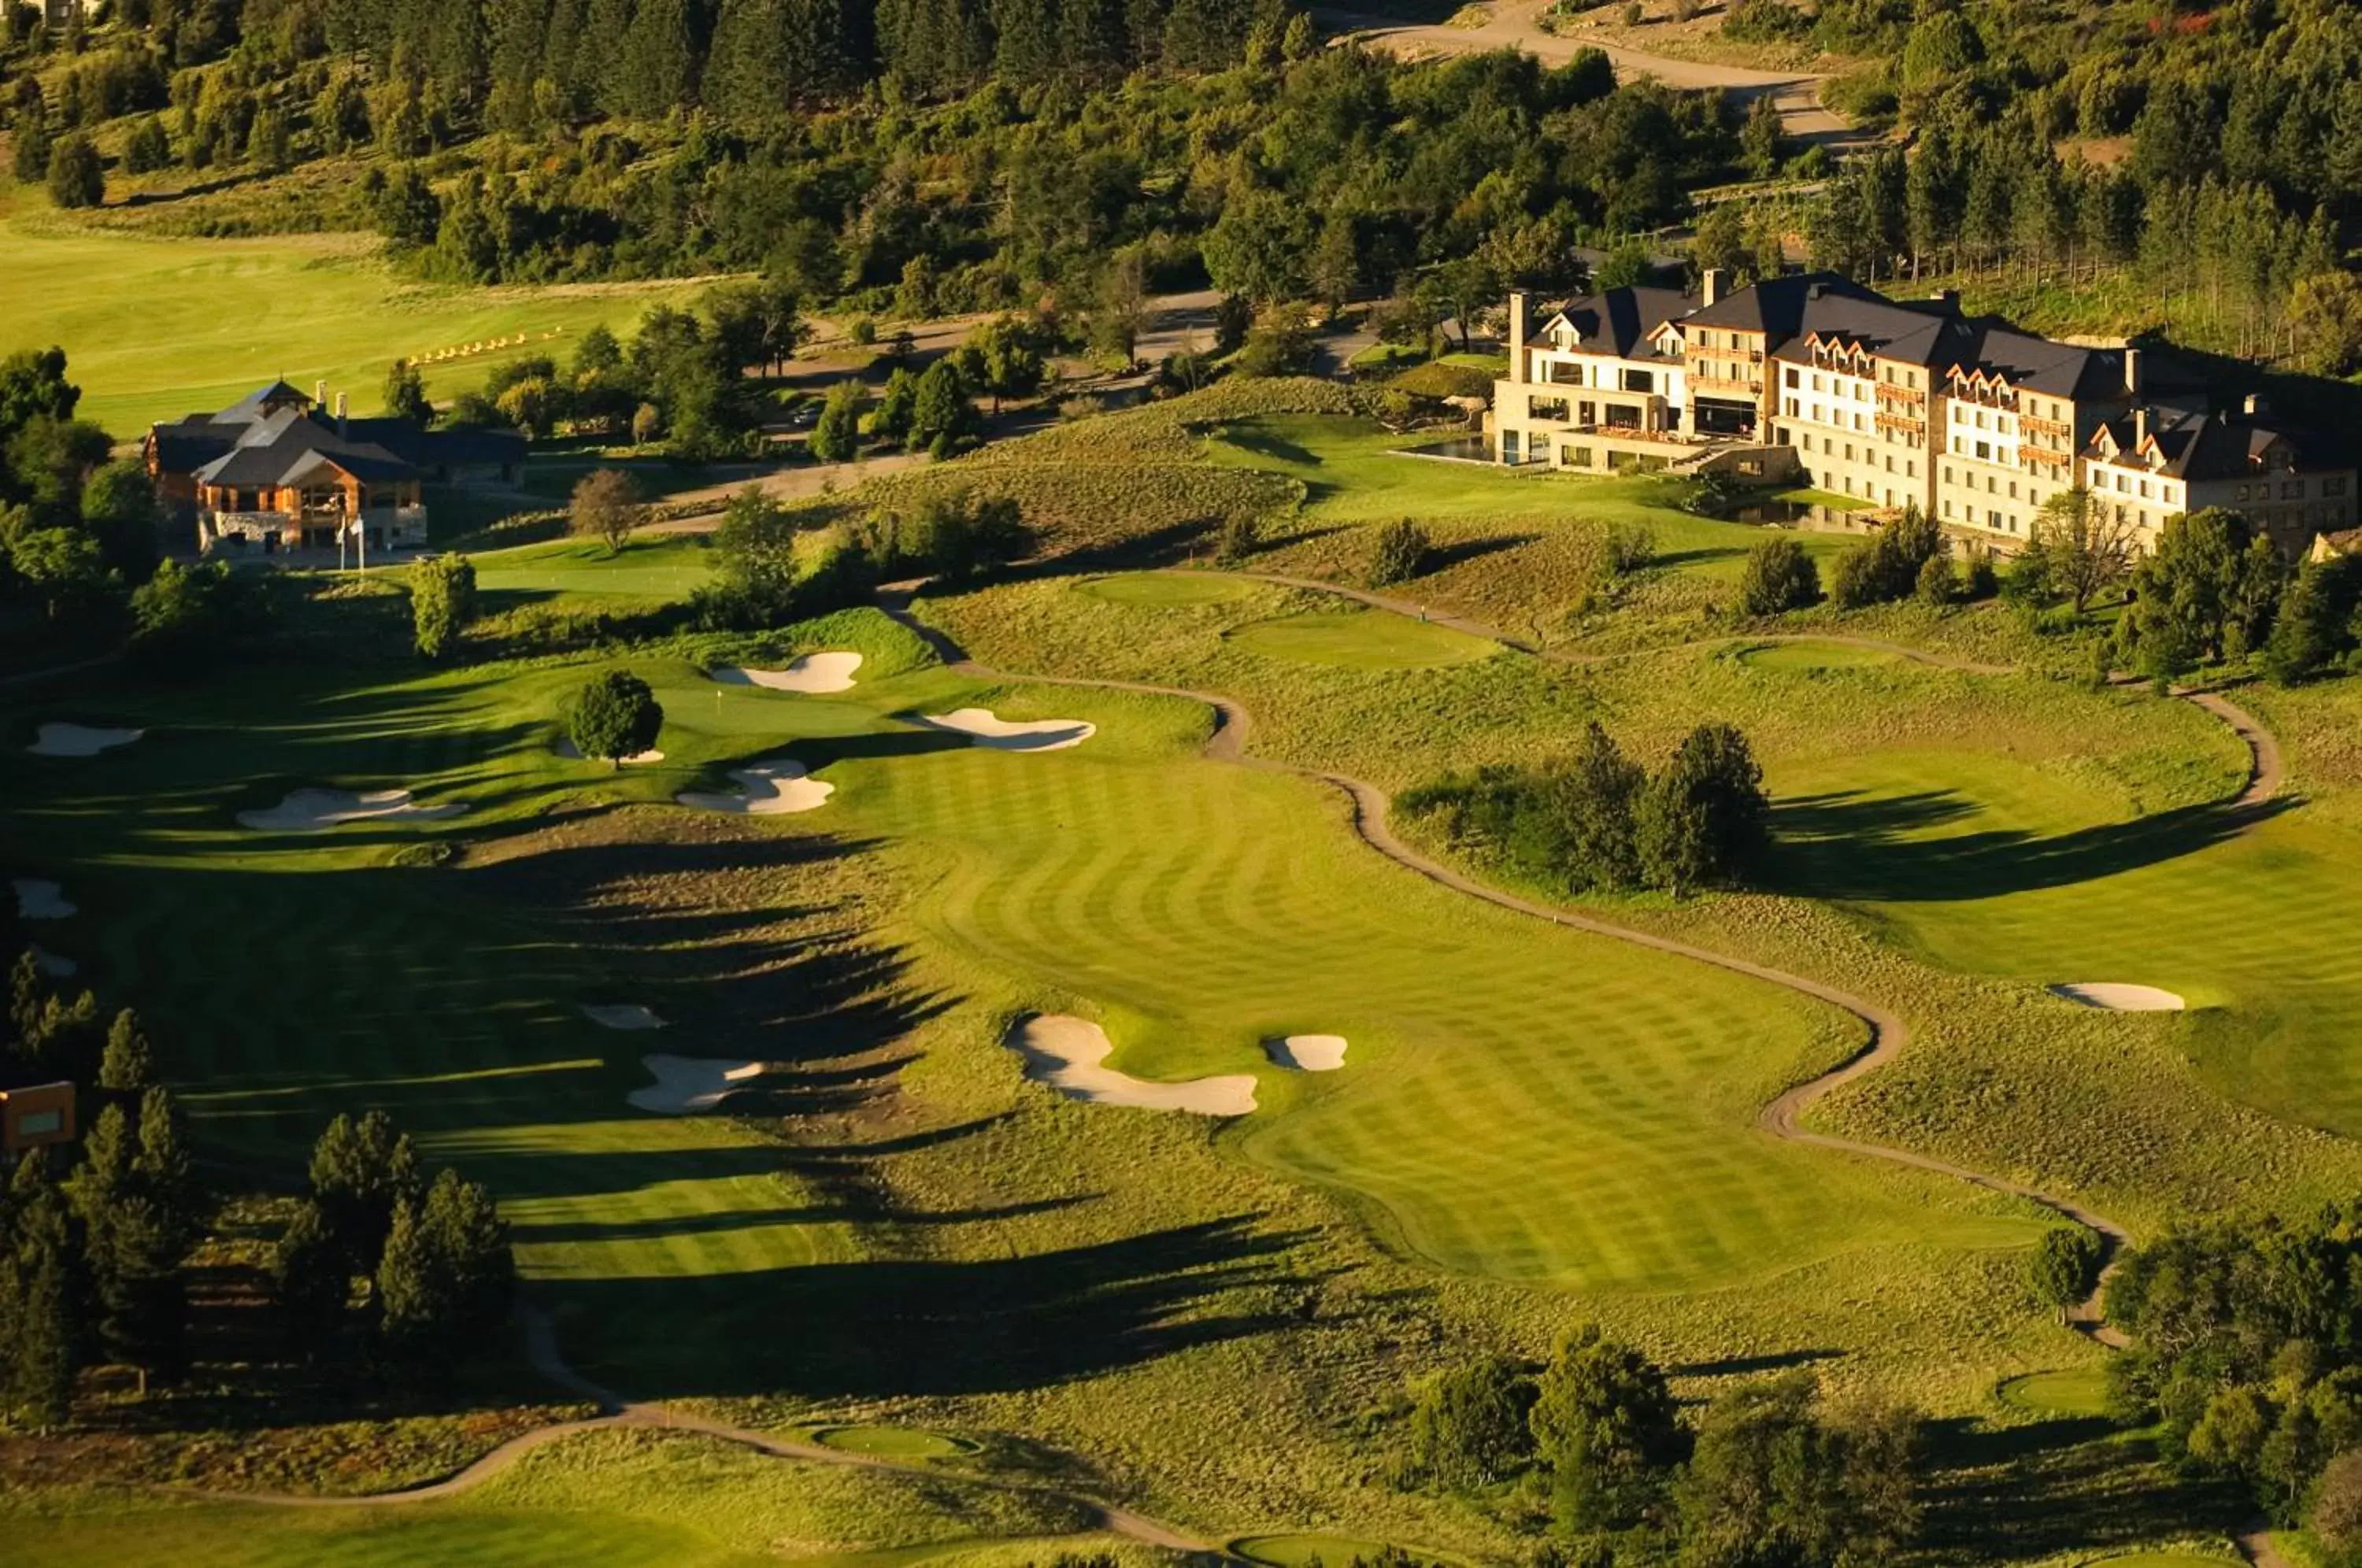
left=565, top=669, right=665, bottom=766
left=1530, top=1325, right=1686, bottom=1532
left=1637, top=723, right=1769, bottom=897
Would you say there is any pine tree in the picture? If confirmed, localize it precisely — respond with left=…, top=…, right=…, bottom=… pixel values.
left=134, top=1086, right=203, bottom=1256
left=3, top=1248, right=77, bottom=1429
left=620, top=0, right=698, bottom=118
left=98, top=1009, right=155, bottom=1093
left=1637, top=723, right=1769, bottom=897
left=94, top=1196, right=186, bottom=1389
left=9, top=949, right=46, bottom=1054
left=308, top=1110, right=420, bottom=1271
left=272, top=1199, right=351, bottom=1354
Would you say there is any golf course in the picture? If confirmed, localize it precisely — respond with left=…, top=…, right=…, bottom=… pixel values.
left=6, top=391, right=2360, bottom=1565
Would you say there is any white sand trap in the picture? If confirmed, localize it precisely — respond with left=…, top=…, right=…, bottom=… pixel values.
left=28, top=723, right=143, bottom=756
left=709, top=653, right=864, bottom=694
left=237, top=788, right=464, bottom=833
left=1265, top=1034, right=1349, bottom=1071
left=916, top=708, right=1096, bottom=752
left=1008, top=1015, right=1257, bottom=1115
left=12, top=879, right=76, bottom=920
left=676, top=758, right=834, bottom=815
left=582, top=1004, right=666, bottom=1030
left=628, top=1053, right=770, bottom=1114
left=553, top=738, right=666, bottom=765
left=30, top=947, right=76, bottom=978
left=2050, top=982, right=2186, bottom=1011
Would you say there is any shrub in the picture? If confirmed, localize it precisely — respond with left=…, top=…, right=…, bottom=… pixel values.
left=46, top=133, right=103, bottom=209
left=809, top=379, right=865, bottom=463
left=1915, top=553, right=1957, bottom=606
left=409, top=553, right=476, bottom=660
left=1722, top=0, right=1809, bottom=39
left=1216, top=510, right=1261, bottom=564
left=1603, top=522, right=1655, bottom=575
left=2029, top=1226, right=2103, bottom=1311
left=565, top=670, right=663, bottom=765
left=1367, top=519, right=1433, bottom=586
left=1736, top=536, right=1819, bottom=616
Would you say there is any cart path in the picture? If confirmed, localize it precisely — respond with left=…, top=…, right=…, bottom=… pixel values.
left=175, top=1304, right=1219, bottom=1551
left=880, top=575, right=2290, bottom=1341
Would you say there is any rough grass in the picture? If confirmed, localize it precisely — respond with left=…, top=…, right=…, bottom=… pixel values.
left=0, top=1426, right=1097, bottom=1568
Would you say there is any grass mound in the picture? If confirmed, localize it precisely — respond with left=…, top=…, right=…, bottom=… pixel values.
left=807, top=1426, right=979, bottom=1459
left=1997, top=1366, right=2112, bottom=1417
left=1233, top=1534, right=1449, bottom=1567
left=1734, top=639, right=1903, bottom=671
left=1076, top=573, right=1261, bottom=607
left=1223, top=612, right=1496, bottom=670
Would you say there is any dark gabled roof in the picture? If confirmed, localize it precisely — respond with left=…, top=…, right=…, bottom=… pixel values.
left=1954, top=323, right=2127, bottom=401
left=1683, top=272, right=1889, bottom=338
left=2086, top=402, right=2327, bottom=483
left=219, top=380, right=314, bottom=422
left=342, top=416, right=526, bottom=471
left=1549, top=285, right=1697, bottom=362
left=1772, top=291, right=1971, bottom=372
left=191, top=407, right=424, bottom=489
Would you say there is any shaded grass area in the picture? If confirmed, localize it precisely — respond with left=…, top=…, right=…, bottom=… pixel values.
left=0, top=1426, right=1101, bottom=1568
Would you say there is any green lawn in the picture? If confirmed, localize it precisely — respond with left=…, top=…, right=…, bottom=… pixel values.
left=0, top=199, right=709, bottom=437
left=472, top=536, right=716, bottom=602
left=1998, top=1367, right=2112, bottom=1418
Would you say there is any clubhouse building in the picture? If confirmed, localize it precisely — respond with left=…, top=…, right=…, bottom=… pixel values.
left=1494, top=272, right=2356, bottom=553
left=146, top=381, right=525, bottom=554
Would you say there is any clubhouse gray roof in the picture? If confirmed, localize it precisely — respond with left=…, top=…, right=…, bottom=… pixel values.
left=151, top=384, right=524, bottom=486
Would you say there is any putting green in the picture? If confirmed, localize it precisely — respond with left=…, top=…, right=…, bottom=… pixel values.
left=1223, top=612, right=1494, bottom=671
left=807, top=1426, right=977, bottom=1459
left=1734, top=639, right=1902, bottom=671
left=1075, top=572, right=1260, bottom=607
left=1232, top=1533, right=1447, bottom=1568
left=1998, top=1366, right=2111, bottom=1416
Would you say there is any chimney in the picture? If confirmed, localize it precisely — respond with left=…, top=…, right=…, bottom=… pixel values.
left=2243, top=391, right=2266, bottom=418
left=1928, top=288, right=1960, bottom=313
left=313, top=379, right=327, bottom=407
left=1508, top=289, right=1528, bottom=380
left=2123, top=346, right=2142, bottom=398
left=2134, top=406, right=2149, bottom=450
left=335, top=391, right=349, bottom=438
left=1702, top=268, right=1727, bottom=309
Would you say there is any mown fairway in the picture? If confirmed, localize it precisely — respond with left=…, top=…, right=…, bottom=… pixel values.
left=0, top=200, right=707, bottom=435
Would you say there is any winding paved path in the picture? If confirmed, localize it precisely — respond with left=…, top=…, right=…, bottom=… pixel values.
left=881, top=574, right=2290, bottom=1345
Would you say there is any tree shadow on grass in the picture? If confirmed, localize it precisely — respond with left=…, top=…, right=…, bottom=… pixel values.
left=1767, top=787, right=2296, bottom=904
left=1425, top=533, right=1540, bottom=574
left=550, top=1214, right=1322, bottom=1400
left=1915, top=1420, right=2250, bottom=1561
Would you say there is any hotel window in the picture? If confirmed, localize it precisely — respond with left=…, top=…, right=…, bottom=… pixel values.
left=1785, top=368, right=1799, bottom=387
left=2139, top=479, right=2152, bottom=499
left=1975, top=441, right=1991, bottom=461
left=1785, top=398, right=1798, bottom=416
left=2328, top=477, right=2349, bottom=497
left=1943, top=499, right=1955, bottom=518
left=1845, top=444, right=1855, bottom=461
left=1943, top=465, right=1954, bottom=483
left=2008, top=482, right=2018, bottom=499
left=2236, top=485, right=2249, bottom=501
left=2284, top=481, right=2305, bottom=498
left=1907, top=461, right=1916, bottom=478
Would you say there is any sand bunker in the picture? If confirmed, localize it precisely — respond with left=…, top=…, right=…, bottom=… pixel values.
left=582, top=1004, right=666, bottom=1031
left=28, top=723, right=143, bottom=757
left=30, top=947, right=76, bottom=978
left=915, top=708, right=1096, bottom=752
left=2049, top=982, right=2186, bottom=1011
left=1007, top=1015, right=1257, bottom=1115
left=554, top=738, right=665, bottom=765
left=238, top=788, right=463, bottom=833
left=1265, top=1034, right=1349, bottom=1071
left=628, top=1053, right=770, bottom=1114
left=676, top=758, right=834, bottom=815
left=710, top=653, right=863, bottom=694
left=12, top=879, right=76, bottom=920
